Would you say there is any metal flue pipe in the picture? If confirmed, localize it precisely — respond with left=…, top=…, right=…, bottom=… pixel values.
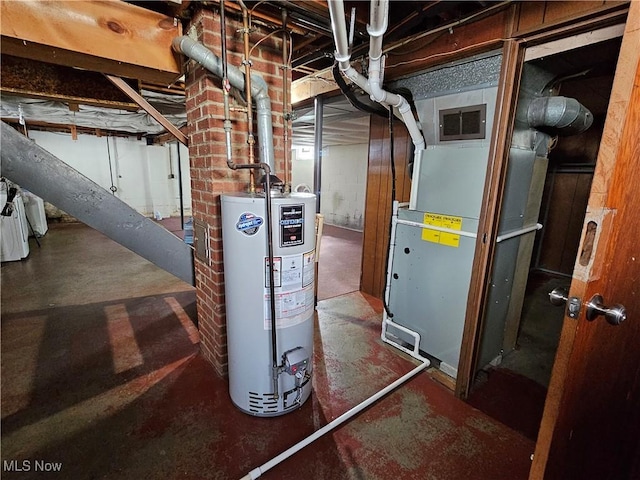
left=172, top=35, right=277, bottom=174
left=174, top=20, right=281, bottom=397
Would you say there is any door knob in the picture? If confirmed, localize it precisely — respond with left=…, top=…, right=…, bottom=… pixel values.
left=549, top=287, right=581, bottom=319
left=549, top=287, right=568, bottom=306
left=586, top=294, right=627, bottom=326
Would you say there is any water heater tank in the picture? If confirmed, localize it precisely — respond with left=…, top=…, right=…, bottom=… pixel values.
left=221, top=192, right=316, bottom=416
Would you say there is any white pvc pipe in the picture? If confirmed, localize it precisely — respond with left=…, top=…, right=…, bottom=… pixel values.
left=380, top=201, right=430, bottom=362
left=408, top=150, right=423, bottom=210
left=367, top=0, right=388, bottom=101
left=396, top=218, right=478, bottom=239
left=239, top=360, right=430, bottom=480
left=496, top=223, right=542, bottom=243
left=382, top=317, right=423, bottom=358
left=327, top=0, right=425, bottom=152
left=328, top=0, right=353, bottom=70
left=367, top=0, right=388, bottom=62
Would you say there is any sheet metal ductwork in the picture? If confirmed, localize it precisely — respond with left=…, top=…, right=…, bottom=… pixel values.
left=477, top=63, right=593, bottom=371
left=0, top=122, right=195, bottom=285
left=527, top=96, right=593, bottom=135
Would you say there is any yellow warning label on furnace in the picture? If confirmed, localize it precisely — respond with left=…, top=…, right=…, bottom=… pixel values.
left=422, top=213, right=463, bottom=247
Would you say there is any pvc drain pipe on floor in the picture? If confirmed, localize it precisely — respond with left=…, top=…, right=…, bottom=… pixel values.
left=239, top=360, right=430, bottom=479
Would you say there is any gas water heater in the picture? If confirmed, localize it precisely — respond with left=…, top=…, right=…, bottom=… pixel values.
left=221, top=192, right=316, bottom=416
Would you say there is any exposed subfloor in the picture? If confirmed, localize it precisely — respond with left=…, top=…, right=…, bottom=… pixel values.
left=2, top=222, right=534, bottom=479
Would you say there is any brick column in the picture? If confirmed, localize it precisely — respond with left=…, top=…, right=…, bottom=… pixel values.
left=184, top=7, right=288, bottom=375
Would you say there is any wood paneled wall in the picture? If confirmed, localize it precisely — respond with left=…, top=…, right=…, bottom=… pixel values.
left=537, top=172, right=594, bottom=274
left=513, top=1, right=626, bottom=35
left=361, top=115, right=413, bottom=298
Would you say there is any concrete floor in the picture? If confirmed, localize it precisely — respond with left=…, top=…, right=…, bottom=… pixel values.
left=499, top=271, right=565, bottom=388
left=466, top=271, right=565, bottom=441
left=2, top=222, right=535, bottom=479
left=317, top=224, right=362, bottom=301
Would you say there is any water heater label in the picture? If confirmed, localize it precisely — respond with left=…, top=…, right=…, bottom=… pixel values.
left=280, top=204, right=304, bottom=247
left=302, top=251, right=315, bottom=287
left=263, top=250, right=316, bottom=329
left=236, top=212, right=264, bottom=236
left=264, top=284, right=315, bottom=330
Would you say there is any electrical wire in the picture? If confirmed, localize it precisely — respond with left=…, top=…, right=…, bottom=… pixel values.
left=382, top=107, right=396, bottom=319
left=386, top=37, right=506, bottom=69
left=106, top=136, right=117, bottom=194
left=249, top=28, right=293, bottom=64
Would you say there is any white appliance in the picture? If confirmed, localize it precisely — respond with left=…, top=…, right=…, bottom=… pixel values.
left=23, top=190, right=48, bottom=236
left=1, top=189, right=30, bottom=262
left=221, top=192, right=316, bottom=416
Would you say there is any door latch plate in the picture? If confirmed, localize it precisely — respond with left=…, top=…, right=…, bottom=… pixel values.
left=567, top=296, right=581, bottom=319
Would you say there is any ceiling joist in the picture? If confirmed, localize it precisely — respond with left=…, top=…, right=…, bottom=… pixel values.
left=105, top=74, right=188, bottom=146
left=0, top=0, right=183, bottom=85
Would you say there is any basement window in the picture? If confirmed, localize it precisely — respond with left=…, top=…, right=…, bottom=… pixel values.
left=439, top=104, right=487, bottom=141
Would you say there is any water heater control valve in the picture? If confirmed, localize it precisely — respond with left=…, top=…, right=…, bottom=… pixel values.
left=282, top=347, right=309, bottom=378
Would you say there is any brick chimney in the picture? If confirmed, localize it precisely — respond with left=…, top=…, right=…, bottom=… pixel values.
left=183, top=7, right=288, bottom=375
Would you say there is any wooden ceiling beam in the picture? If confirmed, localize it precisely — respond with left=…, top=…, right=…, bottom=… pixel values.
left=0, top=0, right=183, bottom=85
left=105, top=74, right=188, bottom=146
left=150, top=127, right=189, bottom=145
left=1, top=118, right=142, bottom=139
left=291, top=66, right=338, bottom=104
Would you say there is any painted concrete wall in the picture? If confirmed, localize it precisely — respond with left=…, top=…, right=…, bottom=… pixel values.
left=29, top=130, right=191, bottom=219
left=28, top=129, right=366, bottom=227
left=291, top=143, right=368, bottom=231
left=290, top=146, right=315, bottom=193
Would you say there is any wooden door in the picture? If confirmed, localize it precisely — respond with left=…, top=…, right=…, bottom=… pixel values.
left=530, top=4, right=640, bottom=478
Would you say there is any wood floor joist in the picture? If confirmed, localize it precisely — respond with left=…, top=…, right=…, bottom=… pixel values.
left=1, top=118, right=146, bottom=140
left=105, top=74, right=188, bottom=146
left=0, top=0, right=183, bottom=85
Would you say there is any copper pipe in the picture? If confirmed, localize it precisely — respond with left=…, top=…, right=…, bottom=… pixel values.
left=224, top=1, right=307, bottom=36
left=282, top=8, right=290, bottom=192
left=238, top=0, right=256, bottom=191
